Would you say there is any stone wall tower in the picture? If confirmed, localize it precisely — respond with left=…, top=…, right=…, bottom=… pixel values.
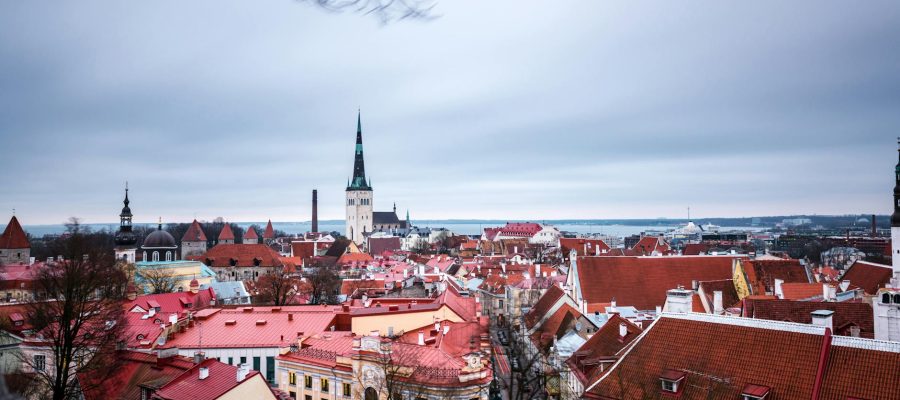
left=346, top=111, right=373, bottom=244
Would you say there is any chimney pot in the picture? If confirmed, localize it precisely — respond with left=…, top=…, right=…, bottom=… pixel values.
left=198, top=366, right=209, bottom=380
left=713, top=290, right=724, bottom=314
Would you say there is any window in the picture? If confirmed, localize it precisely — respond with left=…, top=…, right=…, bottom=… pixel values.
left=289, top=391, right=296, bottom=399
left=165, top=251, right=172, bottom=261
left=661, top=380, right=677, bottom=392
left=321, top=378, right=329, bottom=393
left=253, top=356, right=261, bottom=371
left=141, top=387, right=152, bottom=400
left=240, top=356, right=247, bottom=365
left=289, top=372, right=297, bottom=386
left=152, top=251, right=159, bottom=262
left=33, top=354, right=46, bottom=371
left=659, top=370, right=685, bottom=394
left=305, top=396, right=312, bottom=400
left=228, top=357, right=233, bottom=365
left=305, top=375, right=313, bottom=389
left=266, top=357, right=275, bottom=382
left=343, top=383, right=351, bottom=396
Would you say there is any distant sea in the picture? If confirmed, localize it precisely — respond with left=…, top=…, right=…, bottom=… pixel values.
left=14, top=220, right=762, bottom=238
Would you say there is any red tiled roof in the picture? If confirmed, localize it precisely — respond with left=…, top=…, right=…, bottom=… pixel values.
left=263, top=220, right=275, bottom=239
left=576, top=256, right=739, bottom=310
left=585, top=315, right=826, bottom=399
left=243, top=226, right=258, bottom=239
left=742, top=298, right=874, bottom=338
left=742, top=259, right=809, bottom=295
left=586, top=314, right=900, bottom=399
left=369, top=237, right=402, bottom=257
left=338, top=252, right=374, bottom=265
left=529, top=303, right=581, bottom=353
left=182, top=220, right=207, bottom=242
left=697, top=279, right=740, bottom=311
left=79, top=351, right=195, bottom=400
left=566, top=314, right=642, bottom=386
left=560, top=238, right=610, bottom=258
left=840, top=260, right=893, bottom=295
left=682, top=243, right=709, bottom=256
left=164, top=307, right=341, bottom=349
left=524, top=285, right=565, bottom=329
left=153, top=358, right=271, bottom=400
left=218, top=224, right=235, bottom=241
left=0, top=216, right=29, bottom=249
left=819, top=339, right=900, bottom=399
left=200, top=244, right=284, bottom=268
left=629, top=236, right=670, bottom=255
left=780, top=282, right=825, bottom=300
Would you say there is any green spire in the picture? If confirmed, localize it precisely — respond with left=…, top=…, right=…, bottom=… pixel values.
left=357, top=109, right=361, bottom=134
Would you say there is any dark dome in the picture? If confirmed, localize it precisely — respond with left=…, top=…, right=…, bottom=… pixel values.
left=143, top=229, right=177, bottom=249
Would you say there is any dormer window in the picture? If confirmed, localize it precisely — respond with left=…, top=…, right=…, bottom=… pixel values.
left=659, top=369, right=685, bottom=394
left=741, top=384, right=770, bottom=400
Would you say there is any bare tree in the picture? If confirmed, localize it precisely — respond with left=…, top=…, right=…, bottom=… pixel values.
left=255, top=267, right=302, bottom=306
left=299, top=0, right=438, bottom=23
left=15, top=221, right=128, bottom=400
left=303, top=265, right=341, bottom=305
left=136, top=267, right=177, bottom=294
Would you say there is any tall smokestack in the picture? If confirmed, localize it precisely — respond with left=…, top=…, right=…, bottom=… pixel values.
left=872, top=214, right=877, bottom=237
left=312, top=189, right=318, bottom=233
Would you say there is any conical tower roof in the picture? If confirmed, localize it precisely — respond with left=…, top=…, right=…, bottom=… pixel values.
left=0, top=216, right=29, bottom=249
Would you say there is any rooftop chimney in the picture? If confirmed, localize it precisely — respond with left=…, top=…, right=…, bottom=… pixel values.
left=713, top=290, right=724, bottom=315
left=418, top=330, right=425, bottom=346
left=312, top=189, right=318, bottom=233
left=774, top=278, right=785, bottom=299
left=823, top=284, right=837, bottom=301
left=811, top=309, right=834, bottom=332
left=198, top=366, right=209, bottom=380
left=619, top=323, right=628, bottom=339
left=236, top=363, right=249, bottom=382
left=665, top=287, right=693, bottom=313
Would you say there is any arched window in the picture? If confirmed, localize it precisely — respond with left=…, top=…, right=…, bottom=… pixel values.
left=365, top=388, right=378, bottom=400
left=165, top=251, right=172, bottom=261
left=152, top=252, right=159, bottom=262
left=143, top=251, right=147, bottom=261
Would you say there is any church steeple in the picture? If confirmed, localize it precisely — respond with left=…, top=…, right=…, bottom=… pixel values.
left=348, top=110, right=372, bottom=191
left=892, top=137, right=900, bottom=228
left=114, top=183, right=137, bottom=248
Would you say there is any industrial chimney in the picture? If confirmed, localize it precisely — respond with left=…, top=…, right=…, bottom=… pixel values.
left=312, top=189, right=318, bottom=233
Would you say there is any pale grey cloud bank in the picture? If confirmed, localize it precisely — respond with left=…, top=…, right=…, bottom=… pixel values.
left=1, top=1, right=899, bottom=224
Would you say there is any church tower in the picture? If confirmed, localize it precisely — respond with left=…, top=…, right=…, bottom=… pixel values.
left=114, top=183, right=138, bottom=264
left=875, top=139, right=900, bottom=341
left=346, top=111, right=373, bottom=244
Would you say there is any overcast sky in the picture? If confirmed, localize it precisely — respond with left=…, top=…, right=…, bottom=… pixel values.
left=1, top=1, right=899, bottom=225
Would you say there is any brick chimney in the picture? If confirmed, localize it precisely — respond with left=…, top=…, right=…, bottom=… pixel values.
left=312, top=189, right=318, bottom=233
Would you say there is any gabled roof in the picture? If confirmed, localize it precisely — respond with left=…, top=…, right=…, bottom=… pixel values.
left=529, top=303, right=581, bottom=353
left=742, top=259, right=810, bottom=295
left=584, top=313, right=900, bottom=399
left=243, top=226, right=258, bottom=240
left=182, top=220, right=207, bottom=242
left=338, top=252, right=374, bottom=265
left=199, top=244, right=284, bottom=268
left=153, top=358, right=272, bottom=400
left=840, top=260, right=893, bottom=294
left=566, top=314, right=642, bottom=386
left=560, top=238, right=610, bottom=258
left=0, top=216, right=29, bottom=249
left=682, top=243, right=709, bottom=256
left=79, top=351, right=195, bottom=400
left=373, top=211, right=400, bottom=225
left=575, top=256, right=739, bottom=310
left=263, top=220, right=275, bottom=239
left=629, top=236, right=670, bottom=255
left=368, top=237, right=402, bottom=257
left=524, top=284, right=565, bottom=329
left=217, top=224, right=235, bottom=241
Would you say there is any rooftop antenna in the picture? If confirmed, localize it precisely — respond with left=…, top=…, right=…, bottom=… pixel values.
left=11, top=208, right=14, bottom=216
